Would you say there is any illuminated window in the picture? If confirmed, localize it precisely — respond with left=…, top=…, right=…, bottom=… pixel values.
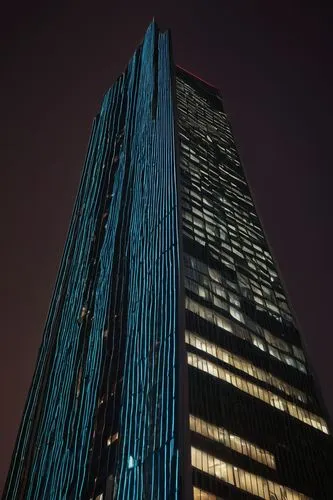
left=219, top=228, right=228, bottom=241
left=191, top=447, right=309, bottom=500
left=193, top=217, right=204, bottom=230
left=222, top=258, right=235, bottom=271
left=213, top=296, right=224, bottom=309
left=195, top=235, right=205, bottom=246
left=269, top=345, right=281, bottom=360
left=253, top=285, right=262, bottom=296
left=193, top=207, right=204, bottom=218
left=194, top=227, right=205, bottom=238
left=248, top=259, right=258, bottom=271
left=198, top=286, right=209, bottom=299
left=283, top=354, right=297, bottom=368
left=230, top=307, right=244, bottom=324
left=229, top=293, right=240, bottom=307
left=204, top=213, right=215, bottom=225
left=211, top=283, right=227, bottom=299
left=107, top=432, right=119, bottom=446
left=208, top=267, right=221, bottom=282
left=251, top=335, right=266, bottom=352
left=215, top=315, right=232, bottom=332
left=187, top=351, right=328, bottom=434
left=193, top=486, right=221, bottom=499
left=206, top=223, right=216, bottom=236
left=190, top=414, right=276, bottom=469
left=296, top=361, right=307, bottom=374
left=267, top=302, right=279, bottom=314
left=183, top=211, right=193, bottom=223
left=185, top=331, right=307, bottom=403
left=185, top=297, right=306, bottom=374
left=254, top=295, right=265, bottom=306
left=264, top=330, right=290, bottom=354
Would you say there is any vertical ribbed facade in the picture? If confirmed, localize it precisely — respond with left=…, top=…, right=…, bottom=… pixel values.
left=5, top=21, right=333, bottom=500
left=4, top=22, right=181, bottom=500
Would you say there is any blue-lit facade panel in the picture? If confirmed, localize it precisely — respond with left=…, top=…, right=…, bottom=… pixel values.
left=114, top=25, right=180, bottom=500
left=4, top=22, right=181, bottom=500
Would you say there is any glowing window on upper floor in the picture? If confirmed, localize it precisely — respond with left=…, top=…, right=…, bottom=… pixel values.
left=187, top=351, right=328, bottom=435
left=190, top=414, right=276, bottom=469
left=185, top=296, right=307, bottom=375
left=191, top=447, right=309, bottom=499
left=185, top=331, right=307, bottom=404
left=193, top=486, right=222, bottom=499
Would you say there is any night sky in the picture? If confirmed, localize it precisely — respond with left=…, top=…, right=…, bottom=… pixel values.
left=1, top=1, right=333, bottom=493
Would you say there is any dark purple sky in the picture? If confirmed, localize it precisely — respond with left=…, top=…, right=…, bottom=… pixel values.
left=1, top=1, right=333, bottom=492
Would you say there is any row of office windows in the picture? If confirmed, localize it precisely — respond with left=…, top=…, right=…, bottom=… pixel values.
left=224, top=181, right=256, bottom=212
left=181, top=163, right=261, bottom=242
left=178, top=79, right=247, bottom=195
left=182, top=230, right=285, bottom=323
left=185, top=296, right=307, bottom=375
left=177, top=86, right=236, bottom=161
left=181, top=158, right=254, bottom=223
left=182, top=184, right=254, bottom=230
left=183, top=223, right=278, bottom=302
left=178, top=130, right=289, bottom=294
left=193, top=486, right=221, bottom=499
left=191, top=447, right=308, bottom=500
left=182, top=210, right=259, bottom=266
left=182, top=214, right=262, bottom=269
left=177, top=76, right=326, bottom=497
left=181, top=168, right=252, bottom=229
left=180, top=132, right=238, bottom=164
left=190, top=414, right=276, bottom=469
left=185, top=270, right=302, bottom=364
left=178, top=115, right=249, bottom=193
left=177, top=72, right=332, bottom=498
left=183, top=253, right=302, bottom=361
left=181, top=151, right=245, bottom=198
left=184, top=273, right=297, bottom=360
left=187, top=351, right=328, bottom=434
left=179, top=128, right=231, bottom=171
left=181, top=201, right=292, bottom=323
left=184, top=247, right=282, bottom=311
left=185, top=331, right=307, bottom=404
left=176, top=80, right=225, bottom=131
left=178, top=126, right=243, bottom=201
left=181, top=169, right=251, bottom=226
left=182, top=154, right=255, bottom=214
left=181, top=167, right=257, bottom=227
left=183, top=234, right=278, bottom=300
left=177, top=97, right=224, bottom=129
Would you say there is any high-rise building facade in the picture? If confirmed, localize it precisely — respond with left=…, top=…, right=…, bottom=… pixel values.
left=4, top=21, right=333, bottom=500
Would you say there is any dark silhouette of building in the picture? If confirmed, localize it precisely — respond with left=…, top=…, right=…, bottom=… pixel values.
left=4, top=21, right=333, bottom=500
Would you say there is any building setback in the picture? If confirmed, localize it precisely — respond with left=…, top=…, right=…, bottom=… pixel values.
left=4, top=21, right=333, bottom=500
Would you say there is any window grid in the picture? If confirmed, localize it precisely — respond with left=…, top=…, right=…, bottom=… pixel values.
left=190, top=414, right=276, bottom=469
left=185, top=296, right=307, bottom=375
left=191, top=447, right=309, bottom=500
left=185, top=331, right=307, bottom=404
left=187, top=352, right=328, bottom=434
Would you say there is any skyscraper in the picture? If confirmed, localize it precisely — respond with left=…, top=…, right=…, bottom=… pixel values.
left=4, top=20, right=333, bottom=500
